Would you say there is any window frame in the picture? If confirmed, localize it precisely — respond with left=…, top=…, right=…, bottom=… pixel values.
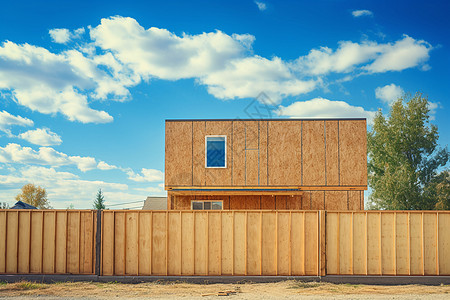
left=205, top=135, right=227, bottom=168
left=191, top=200, right=223, bottom=210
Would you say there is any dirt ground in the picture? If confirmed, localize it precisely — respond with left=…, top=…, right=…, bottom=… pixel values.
left=1, top=280, right=450, bottom=299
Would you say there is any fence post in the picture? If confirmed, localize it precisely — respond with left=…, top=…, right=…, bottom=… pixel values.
left=95, top=209, right=102, bottom=276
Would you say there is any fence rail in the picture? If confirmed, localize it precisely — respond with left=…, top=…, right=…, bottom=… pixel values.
left=1, top=209, right=449, bottom=276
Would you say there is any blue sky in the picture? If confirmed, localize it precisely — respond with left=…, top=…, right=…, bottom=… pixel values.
left=0, top=0, right=448, bottom=208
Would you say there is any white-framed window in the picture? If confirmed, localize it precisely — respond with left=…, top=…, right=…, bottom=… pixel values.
left=205, top=135, right=226, bottom=168
left=191, top=200, right=223, bottom=210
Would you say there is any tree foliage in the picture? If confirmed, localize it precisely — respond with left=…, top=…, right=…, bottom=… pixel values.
left=93, top=188, right=106, bottom=210
left=368, top=93, right=449, bottom=210
left=15, top=183, right=52, bottom=209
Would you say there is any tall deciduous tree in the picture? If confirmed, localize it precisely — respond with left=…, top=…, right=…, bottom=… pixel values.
left=15, top=183, right=52, bottom=209
left=368, top=93, right=449, bottom=210
left=93, top=188, right=105, bottom=210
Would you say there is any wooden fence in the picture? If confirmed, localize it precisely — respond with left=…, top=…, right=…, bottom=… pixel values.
left=0, top=210, right=96, bottom=274
left=326, top=211, right=450, bottom=275
left=1, top=209, right=450, bottom=277
left=101, top=210, right=323, bottom=276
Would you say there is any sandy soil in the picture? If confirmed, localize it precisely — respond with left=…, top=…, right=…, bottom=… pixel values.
left=0, top=280, right=449, bottom=299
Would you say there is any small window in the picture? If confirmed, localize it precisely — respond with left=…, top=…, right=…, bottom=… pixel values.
left=205, top=136, right=226, bottom=168
left=191, top=201, right=223, bottom=210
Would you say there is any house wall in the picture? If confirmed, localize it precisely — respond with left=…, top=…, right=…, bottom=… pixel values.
left=168, top=190, right=364, bottom=210
left=165, top=119, right=367, bottom=189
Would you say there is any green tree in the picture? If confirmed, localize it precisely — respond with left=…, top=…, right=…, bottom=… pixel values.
left=368, top=93, right=449, bottom=210
left=93, top=188, right=105, bottom=210
left=431, top=169, right=450, bottom=210
left=0, top=202, right=9, bottom=209
left=15, top=183, right=52, bottom=209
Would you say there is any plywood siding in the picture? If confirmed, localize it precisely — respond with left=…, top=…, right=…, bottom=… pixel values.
left=268, top=121, right=302, bottom=186
left=302, top=121, right=325, bottom=185
left=339, top=120, right=367, bottom=186
left=166, top=121, right=192, bottom=186
left=165, top=119, right=366, bottom=189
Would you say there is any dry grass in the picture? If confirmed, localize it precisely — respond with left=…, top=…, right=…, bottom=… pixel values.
left=0, top=280, right=449, bottom=298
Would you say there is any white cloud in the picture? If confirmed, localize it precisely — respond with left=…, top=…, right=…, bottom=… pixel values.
left=0, top=110, right=33, bottom=134
left=127, top=168, right=164, bottom=182
left=97, top=161, right=118, bottom=170
left=49, top=28, right=71, bottom=44
left=277, top=97, right=377, bottom=124
left=375, top=84, right=404, bottom=105
left=255, top=1, right=267, bottom=11
left=364, top=35, right=432, bottom=73
left=49, top=27, right=86, bottom=44
left=18, top=128, right=62, bottom=146
left=352, top=10, right=373, bottom=17
left=0, top=41, right=115, bottom=123
left=0, top=143, right=97, bottom=172
left=294, top=35, right=432, bottom=76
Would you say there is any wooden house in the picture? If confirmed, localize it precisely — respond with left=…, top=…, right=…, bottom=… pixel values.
left=165, top=119, right=367, bottom=210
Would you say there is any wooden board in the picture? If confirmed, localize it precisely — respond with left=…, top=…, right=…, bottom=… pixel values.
left=302, top=121, right=325, bottom=186
left=247, top=212, right=261, bottom=275
left=113, top=212, right=125, bottom=275
left=262, top=212, right=276, bottom=275
left=325, top=121, right=339, bottom=186
left=259, top=121, right=268, bottom=186
left=205, top=121, right=233, bottom=186
left=287, top=195, right=302, bottom=210
left=275, top=196, right=287, bottom=210
left=6, top=212, right=18, bottom=273
left=325, top=191, right=347, bottom=210
left=167, top=212, right=181, bottom=275
left=267, top=121, right=301, bottom=186
left=192, top=121, right=206, bottom=186
left=291, top=212, right=305, bottom=275
left=326, top=212, right=338, bottom=274
left=339, top=213, right=352, bottom=275
left=367, top=213, right=381, bottom=275
left=165, top=121, right=193, bottom=186
left=277, top=212, right=290, bottom=275
left=395, top=213, right=409, bottom=275
left=208, top=212, right=222, bottom=275
left=311, top=191, right=325, bottom=210
left=439, top=213, right=450, bottom=275
left=42, top=212, right=56, bottom=274
left=152, top=212, right=167, bottom=275
left=233, top=212, right=246, bottom=275
left=17, top=211, right=31, bottom=273
left=232, top=120, right=245, bottom=186
left=221, top=212, right=233, bottom=275
left=423, top=213, right=437, bottom=275
left=0, top=211, right=6, bottom=273
left=410, top=213, right=423, bottom=275
left=181, top=212, right=194, bottom=275
left=245, top=121, right=259, bottom=150
left=138, top=212, right=152, bottom=275
left=245, top=150, right=259, bottom=185
left=339, top=120, right=367, bottom=186
left=348, top=191, right=361, bottom=210
left=381, top=213, right=395, bottom=275
left=125, top=212, right=138, bottom=275
left=353, top=213, right=366, bottom=275
left=194, top=212, right=207, bottom=275
left=260, top=196, right=275, bottom=209
left=304, top=212, right=318, bottom=275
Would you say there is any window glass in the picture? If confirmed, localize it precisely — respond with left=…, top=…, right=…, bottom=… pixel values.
left=206, top=136, right=226, bottom=167
left=191, top=201, right=223, bottom=210
left=192, top=201, right=203, bottom=210
left=204, top=202, right=212, bottom=210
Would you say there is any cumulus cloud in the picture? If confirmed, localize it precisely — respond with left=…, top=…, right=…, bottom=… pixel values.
left=0, top=143, right=97, bottom=171
left=18, top=128, right=62, bottom=146
left=127, top=168, right=164, bottom=182
left=255, top=1, right=267, bottom=11
left=352, top=10, right=373, bottom=17
left=375, top=84, right=404, bottom=105
left=277, top=97, right=377, bottom=123
left=97, top=161, right=118, bottom=170
left=0, top=110, right=33, bottom=134
left=294, top=35, right=432, bottom=76
left=0, top=16, right=435, bottom=122
left=49, top=27, right=86, bottom=44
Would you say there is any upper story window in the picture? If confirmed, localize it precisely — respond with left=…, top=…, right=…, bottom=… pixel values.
left=205, top=136, right=226, bottom=168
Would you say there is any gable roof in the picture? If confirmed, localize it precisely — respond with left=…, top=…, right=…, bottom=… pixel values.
left=11, top=201, right=37, bottom=209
